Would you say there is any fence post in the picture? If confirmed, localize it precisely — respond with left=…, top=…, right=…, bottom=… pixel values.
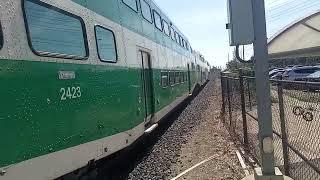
left=247, top=81, right=253, bottom=111
left=239, top=69, right=249, bottom=146
left=226, top=77, right=232, bottom=128
left=277, top=79, right=290, bottom=176
left=221, top=72, right=226, bottom=117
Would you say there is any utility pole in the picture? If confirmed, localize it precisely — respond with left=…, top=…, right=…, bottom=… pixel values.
left=226, top=0, right=293, bottom=179
left=251, top=0, right=275, bottom=175
left=243, top=0, right=292, bottom=179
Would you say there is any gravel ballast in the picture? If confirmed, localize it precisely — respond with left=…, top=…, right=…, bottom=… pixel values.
left=128, top=78, right=245, bottom=180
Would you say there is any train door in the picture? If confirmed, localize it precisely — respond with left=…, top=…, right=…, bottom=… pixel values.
left=140, top=51, right=154, bottom=124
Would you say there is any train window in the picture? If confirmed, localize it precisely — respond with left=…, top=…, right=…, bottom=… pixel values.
left=122, top=0, right=138, bottom=12
left=169, top=71, right=175, bottom=85
left=0, top=22, right=3, bottom=50
left=179, top=36, right=183, bottom=46
left=160, top=71, right=169, bottom=87
left=180, top=72, right=184, bottom=83
left=163, top=20, right=170, bottom=37
left=181, top=72, right=184, bottom=82
left=153, top=10, right=162, bottom=31
left=95, top=26, right=117, bottom=62
left=185, top=42, right=189, bottom=51
left=141, top=0, right=152, bottom=23
left=182, top=39, right=186, bottom=48
left=170, top=27, right=175, bottom=41
left=174, top=31, right=179, bottom=44
left=191, top=63, right=195, bottom=70
left=175, top=71, right=180, bottom=84
left=23, top=0, right=88, bottom=59
left=185, top=72, right=188, bottom=82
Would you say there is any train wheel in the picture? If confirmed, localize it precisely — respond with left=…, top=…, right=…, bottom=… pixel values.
left=293, top=106, right=304, bottom=116
left=303, top=112, right=313, bottom=122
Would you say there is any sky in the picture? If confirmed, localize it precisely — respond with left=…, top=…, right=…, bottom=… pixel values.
left=153, top=0, right=320, bottom=68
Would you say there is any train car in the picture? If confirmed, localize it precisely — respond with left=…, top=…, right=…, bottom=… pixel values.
left=0, top=0, right=210, bottom=179
left=193, top=51, right=210, bottom=85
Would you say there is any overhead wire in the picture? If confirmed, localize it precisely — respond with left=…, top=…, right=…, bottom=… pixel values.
left=267, top=5, right=320, bottom=23
left=267, top=0, right=318, bottom=17
left=266, top=0, right=320, bottom=23
left=265, top=0, right=320, bottom=37
left=266, top=0, right=303, bottom=13
left=266, top=0, right=285, bottom=7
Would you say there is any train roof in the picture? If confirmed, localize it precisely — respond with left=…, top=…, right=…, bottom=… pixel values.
left=148, top=0, right=191, bottom=46
left=70, top=0, right=204, bottom=58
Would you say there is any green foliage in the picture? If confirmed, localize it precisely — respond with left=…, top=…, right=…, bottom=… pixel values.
left=226, top=59, right=254, bottom=74
left=225, top=49, right=254, bottom=74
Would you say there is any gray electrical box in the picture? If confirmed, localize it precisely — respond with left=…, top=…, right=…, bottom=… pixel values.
left=226, top=0, right=254, bottom=46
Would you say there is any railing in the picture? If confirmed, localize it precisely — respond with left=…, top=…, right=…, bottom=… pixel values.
left=220, top=70, right=320, bottom=180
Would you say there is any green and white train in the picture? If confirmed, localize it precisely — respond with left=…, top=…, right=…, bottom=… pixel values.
left=0, top=0, right=210, bottom=179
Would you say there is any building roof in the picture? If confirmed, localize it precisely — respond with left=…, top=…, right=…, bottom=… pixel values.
left=268, top=10, right=320, bottom=59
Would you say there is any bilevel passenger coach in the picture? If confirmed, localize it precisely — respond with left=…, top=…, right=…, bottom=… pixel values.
left=0, top=0, right=210, bottom=179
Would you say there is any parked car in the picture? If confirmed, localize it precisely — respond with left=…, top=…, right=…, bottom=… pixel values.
left=271, top=71, right=284, bottom=80
left=282, top=66, right=320, bottom=81
left=306, top=71, right=320, bottom=82
left=285, top=65, right=294, bottom=69
left=305, top=71, right=320, bottom=91
left=281, top=66, right=320, bottom=90
left=293, top=65, right=304, bottom=68
left=269, top=68, right=284, bottom=77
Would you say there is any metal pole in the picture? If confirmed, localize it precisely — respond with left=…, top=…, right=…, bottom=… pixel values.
left=277, top=80, right=290, bottom=176
left=226, top=78, right=232, bottom=127
left=239, top=69, right=249, bottom=146
left=252, top=0, right=275, bottom=175
left=243, top=45, right=245, bottom=59
left=247, top=80, right=253, bottom=110
left=221, top=72, right=226, bottom=116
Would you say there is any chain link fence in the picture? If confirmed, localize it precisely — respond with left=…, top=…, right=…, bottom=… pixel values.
left=221, top=73, right=243, bottom=142
left=221, top=70, right=320, bottom=180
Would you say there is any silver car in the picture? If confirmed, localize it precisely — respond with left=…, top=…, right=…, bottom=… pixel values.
left=269, top=68, right=284, bottom=77
left=282, top=66, right=320, bottom=81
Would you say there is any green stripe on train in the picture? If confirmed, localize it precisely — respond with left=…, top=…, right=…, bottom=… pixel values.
left=0, top=59, right=190, bottom=167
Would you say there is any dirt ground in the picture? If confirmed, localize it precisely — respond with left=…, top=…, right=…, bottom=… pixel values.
left=170, top=80, right=246, bottom=180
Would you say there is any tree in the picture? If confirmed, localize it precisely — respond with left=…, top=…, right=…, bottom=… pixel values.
left=225, top=49, right=253, bottom=73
